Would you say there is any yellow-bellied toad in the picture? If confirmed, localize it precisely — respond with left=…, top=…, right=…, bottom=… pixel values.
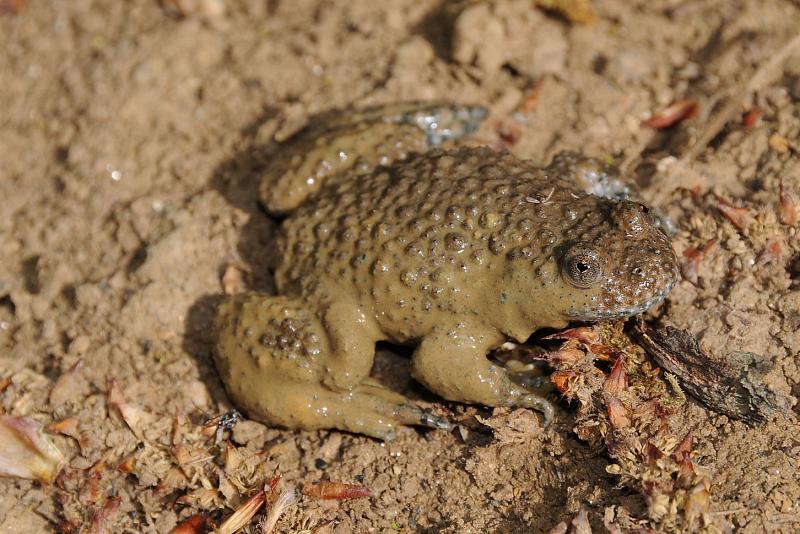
left=214, top=103, right=679, bottom=439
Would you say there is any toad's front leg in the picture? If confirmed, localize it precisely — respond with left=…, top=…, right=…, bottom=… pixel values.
left=411, top=322, right=555, bottom=426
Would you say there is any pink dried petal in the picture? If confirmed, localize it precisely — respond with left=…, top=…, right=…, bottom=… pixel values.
left=108, top=378, right=154, bottom=440
left=217, top=489, right=265, bottom=534
left=0, top=415, right=65, bottom=483
left=756, top=238, right=783, bottom=266
left=543, top=327, right=599, bottom=345
left=603, top=357, right=628, bottom=396
left=642, top=99, right=698, bottom=129
left=262, top=488, right=296, bottom=534
left=714, top=195, right=753, bottom=230
left=681, top=238, right=717, bottom=286
left=604, top=395, right=631, bottom=429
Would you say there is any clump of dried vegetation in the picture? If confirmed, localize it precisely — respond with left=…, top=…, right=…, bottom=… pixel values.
left=542, top=322, right=715, bottom=533
left=0, top=360, right=373, bottom=532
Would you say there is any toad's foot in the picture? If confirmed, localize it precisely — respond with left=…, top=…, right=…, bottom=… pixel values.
left=225, top=376, right=451, bottom=441
left=411, top=323, right=556, bottom=427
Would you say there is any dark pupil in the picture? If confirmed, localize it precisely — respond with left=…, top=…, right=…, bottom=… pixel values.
left=576, top=262, right=590, bottom=273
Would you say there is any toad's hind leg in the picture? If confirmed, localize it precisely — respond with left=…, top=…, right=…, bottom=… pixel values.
left=214, top=293, right=450, bottom=440
left=260, top=102, right=487, bottom=214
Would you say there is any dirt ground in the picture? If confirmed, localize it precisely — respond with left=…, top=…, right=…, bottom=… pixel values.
left=1, top=0, right=799, bottom=532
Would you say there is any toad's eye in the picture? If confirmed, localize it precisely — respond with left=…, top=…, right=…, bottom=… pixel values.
left=562, top=252, right=602, bottom=288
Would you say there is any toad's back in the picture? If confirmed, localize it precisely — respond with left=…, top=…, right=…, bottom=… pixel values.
left=275, top=148, right=586, bottom=333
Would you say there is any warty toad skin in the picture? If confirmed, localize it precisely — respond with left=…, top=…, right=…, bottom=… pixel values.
left=214, top=103, right=679, bottom=440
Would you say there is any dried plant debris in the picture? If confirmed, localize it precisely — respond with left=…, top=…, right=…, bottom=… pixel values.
left=543, top=322, right=717, bottom=532
left=642, top=99, right=699, bottom=129
left=261, top=487, right=297, bottom=534
left=546, top=506, right=592, bottom=534
left=217, top=487, right=266, bottom=534
left=682, top=32, right=800, bottom=161
left=630, top=320, right=795, bottom=425
left=0, top=415, right=65, bottom=483
left=302, top=480, right=373, bottom=500
left=169, top=513, right=207, bottom=534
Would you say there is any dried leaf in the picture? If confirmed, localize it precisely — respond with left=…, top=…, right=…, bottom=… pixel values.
left=0, top=415, right=65, bottom=483
left=676, top=458, right=696, bottom=487
left=742, top=106, right=761, bottom=128
left=603, top=357, right=628, bottom=396
left=224, top=441, right=241, bottom=472
left=779, top=180, right=797, bottom=226
left=172, top=444, right=214, bottom=467
left=160, top=466, right=188, bottom=493
left=88, top=496, right=121, bottom=534
left=47, top=418, right=81, bottom=442
left=642, top=99, right=698, bottom=129
left=681, top=239, right=717, bottom=286
left=544, top=327, right=599, bottom=345
left=303, top=481, right=373, bottom=500
left=587, top=343, right=623, bottom=361
left=551, top=370, right=579, bottom=394
left=221, top=264, right=247, bottom=295
left=672, top=431, right=694, bottom=463
left=108, top=379, right=155, bottom=440
left=548, top=346, right=586, bottom=364
left=714, top=195, right=753, bottom=230
left=169, top=513, right=207, bottom=534
left=262, top=488, right=297, bottom=534
left=683, top=482, right=710, bottom=524
left=644, top=442, right=665, bottom=466
left=604, top=395, right=631, bottom=429
left=266, top=471, right=282, bottom=496
left=80, top=457, right=108, bottom=505
left=117, top=455, right=136, bottom=474
left=756, top=238, right=783, bottom=266
left=217, top=489, right=265, bottom=534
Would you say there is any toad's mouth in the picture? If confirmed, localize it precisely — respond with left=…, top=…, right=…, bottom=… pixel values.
left=566, top=275, right=677, bottom=321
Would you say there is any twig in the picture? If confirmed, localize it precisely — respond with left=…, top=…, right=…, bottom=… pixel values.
left=630, top=319, right=795, bottom=424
